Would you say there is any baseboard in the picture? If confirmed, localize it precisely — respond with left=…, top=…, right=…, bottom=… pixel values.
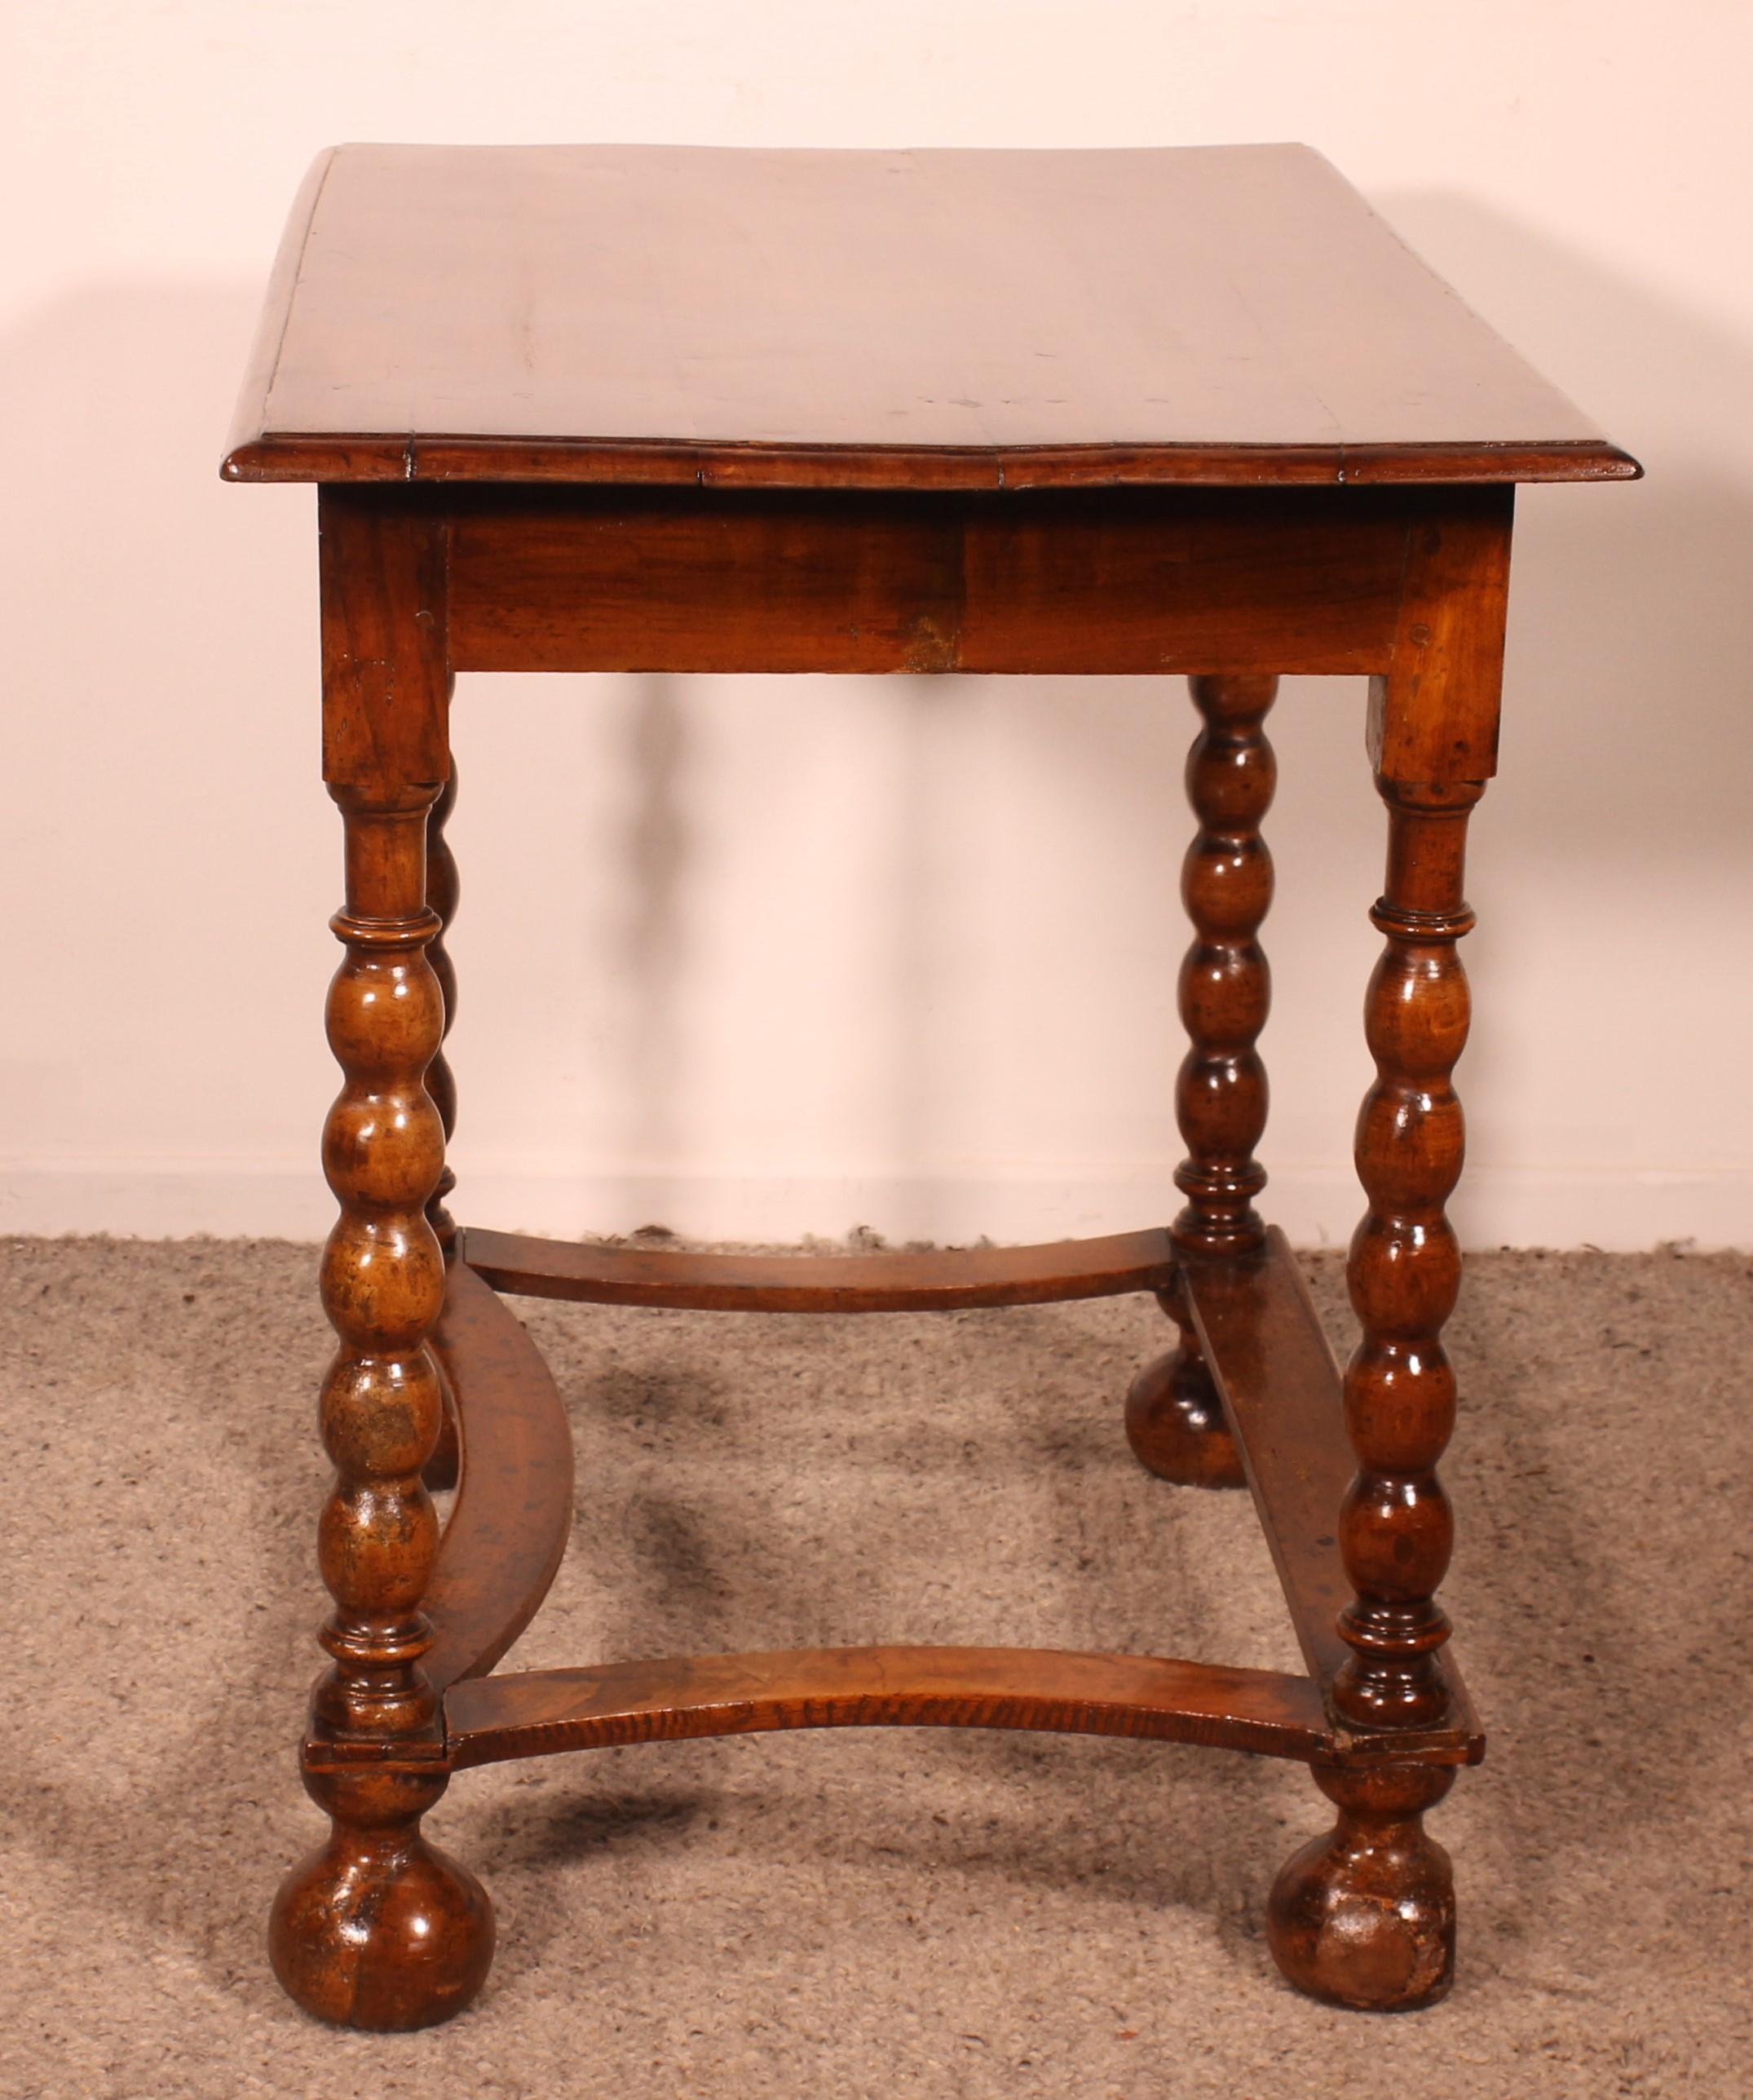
left=0, top=1159, right=1746, bottom=1250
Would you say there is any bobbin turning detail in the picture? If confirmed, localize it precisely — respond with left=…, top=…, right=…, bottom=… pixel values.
left=1127, top=672, right=1278, bottom=1489
left=268, top=780, right=495, bottom=2031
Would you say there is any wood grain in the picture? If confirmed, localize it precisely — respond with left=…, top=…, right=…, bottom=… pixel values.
left=1331, top=785, right=1481, bottom=1731
left=461, top=1225, right=1178, bottom=1314
left=1367, top=485, right=1514, bottom=782
left=272, top=551, right=494, bottom=2027
left=317, top=489, right=449, bottom=791
left=223, top=144, right=1636, bottom=489
left=442, top=1645, right=1332, bottom=1769
left=1182, top=1230, right=1353, bottom=1689
left=1124, top=673, right=1278, bottom=1490
left=1268, top=1762, right=1459, bottom=2010
left=422, top=1259, right=575, bottom=1695
left=444, top=486, right=1418, bottom=678
left=1170, top=676, right=1279, bottom=1255
left=1181, top=1230, right=1481, bottom=1762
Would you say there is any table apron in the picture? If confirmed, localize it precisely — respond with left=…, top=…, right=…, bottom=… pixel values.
left=440, top=485, right=1422, bottom=679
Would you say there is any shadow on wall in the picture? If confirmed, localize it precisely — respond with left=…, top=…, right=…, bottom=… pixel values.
left=589, top=197, right=1753, bottom=1245
left=1374, top=195, right=1753, bottom=1244
left=0, top=281, right=334, bottom=1200
left=1377, top=190, right=1753, bottom=855
left=617, top=672, right=688, bottom=1230
left=0, top=279, right=316, bottom=816
left=0, top=206, right=1748, bottom=1242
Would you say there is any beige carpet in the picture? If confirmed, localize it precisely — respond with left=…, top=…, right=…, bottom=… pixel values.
left=2, top=1236, right=1748, bottom=2098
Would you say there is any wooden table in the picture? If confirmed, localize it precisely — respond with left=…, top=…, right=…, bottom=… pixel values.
left=225, top=143, right=1636, bottom=2030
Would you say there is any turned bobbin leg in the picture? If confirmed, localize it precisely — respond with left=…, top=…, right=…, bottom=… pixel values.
left=422, top=753, right=462, bottom=1492
left=271, top=492, right=492, bottom=2030
left=1265, top=773, right=1484, bottom=2010
left=269, top=776, right=492, bottom=2029
left=1126, top=673, right=1278, bottom=1488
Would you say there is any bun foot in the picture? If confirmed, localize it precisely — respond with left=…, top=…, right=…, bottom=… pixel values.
left=1266, top=1763, right=1456, bottom=2012
left=270, top=1769, right=494, bottom=2031
left=1124, top=1343, right=1245, bottom=1489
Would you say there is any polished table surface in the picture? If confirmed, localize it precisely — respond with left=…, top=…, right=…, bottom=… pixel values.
left=225, top=142, right=1635, bottom=490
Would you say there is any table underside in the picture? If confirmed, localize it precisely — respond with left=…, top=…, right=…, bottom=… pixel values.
left=302, top=1228, right=1482, bottom=1784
